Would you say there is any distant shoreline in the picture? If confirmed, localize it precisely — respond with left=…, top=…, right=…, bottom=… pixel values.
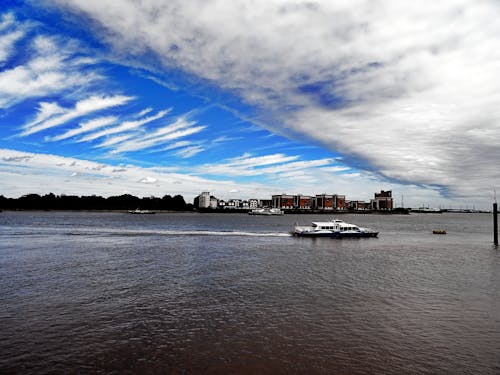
left=1, top=208, right=490, bottom=214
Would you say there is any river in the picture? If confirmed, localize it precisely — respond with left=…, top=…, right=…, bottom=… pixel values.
left=1, top=211, right=499, bottom=374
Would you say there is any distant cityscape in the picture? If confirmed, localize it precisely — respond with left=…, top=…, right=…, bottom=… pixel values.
left=195, top=190, right=395, bottom=212
left=0, top=190, right=488, bottom=213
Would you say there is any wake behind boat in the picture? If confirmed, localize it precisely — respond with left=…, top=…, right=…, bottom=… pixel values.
left=293, top=219, right=378, bottom=238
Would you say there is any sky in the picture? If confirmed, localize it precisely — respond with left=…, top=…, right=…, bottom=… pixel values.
left=1, top=0, right=500, bottom=209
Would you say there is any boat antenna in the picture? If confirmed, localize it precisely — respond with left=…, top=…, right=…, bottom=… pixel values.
left=494, top=187, right=497, bottom=204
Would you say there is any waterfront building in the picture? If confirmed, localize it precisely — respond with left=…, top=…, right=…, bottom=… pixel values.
left=210, top=197, right=218, bottom=209
left=249, top=199, right=259, bottom=209
left=370, top=190, right=393, bottom=210
left=294, top=195, right=312, bottom=209
left=195, top=190, right=394, bottom=212
left=336, top=195, right=347, bottom=210
left=272, top=194, right=294, bottom=209
left=223, top=199, right=250, bottom=210
left=349, top=200, right=371, bottom=211
left=197, top=192, right=211, bottom=208
left=315, top=194, right=334, bottom=210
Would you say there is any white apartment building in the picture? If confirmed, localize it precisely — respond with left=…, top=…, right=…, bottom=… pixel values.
left=198, top=192, right=211, bottom=208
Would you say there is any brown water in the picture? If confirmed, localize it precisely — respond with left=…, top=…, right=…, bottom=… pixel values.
left=1, top=211, right=499, bottom=374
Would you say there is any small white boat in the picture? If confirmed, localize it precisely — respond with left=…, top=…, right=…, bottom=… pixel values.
left=293, top=219, right=378, bottom=238
left=412, top=207, right=443, bottom=213
left=248, top=208, right=284, bottom=216
left=128, top=208, right=156, bottom=214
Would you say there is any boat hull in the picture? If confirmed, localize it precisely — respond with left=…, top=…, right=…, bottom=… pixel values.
left=292, top=219, right=378, bottom=238
left=293, top=231, right=378, bottom=238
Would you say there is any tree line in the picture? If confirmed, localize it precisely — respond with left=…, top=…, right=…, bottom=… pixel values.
left=0, top=193, right=192, bottom=211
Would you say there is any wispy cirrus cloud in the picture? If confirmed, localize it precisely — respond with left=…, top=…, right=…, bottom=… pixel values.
left=20, top=95, right=134, bottom=136
left=222, top=153, right=300, bottom=169
left=196, top=152, right=334, bottom=178
left=48, top=116, right=118, bottom=141
left=157, top=140, right=192, bottom=152
left=100, top=116, right=206, bottom=155
left=174, top=145, right=204, bottom=159
left=78, top=108, right=171, bottom=143
left=134, top=107, right=153, bottom=118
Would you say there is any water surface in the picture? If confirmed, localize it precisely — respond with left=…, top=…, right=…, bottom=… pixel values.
left=1, top=211, right=499, bottom=374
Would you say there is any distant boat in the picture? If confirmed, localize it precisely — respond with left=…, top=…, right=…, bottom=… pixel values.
left=292, top=219, right=378, bottom=238
left=248, top=208, right=284, bottom=216
left=412, top=207, right=443, bottom=213
left=128, top=208, right=156, bottom=214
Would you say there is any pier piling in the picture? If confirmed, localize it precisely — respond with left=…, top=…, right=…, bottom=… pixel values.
left=494, top=203, right=498, bottom=246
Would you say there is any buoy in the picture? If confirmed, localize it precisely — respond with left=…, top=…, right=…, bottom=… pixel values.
left=433, top=229, right=446, bottom=234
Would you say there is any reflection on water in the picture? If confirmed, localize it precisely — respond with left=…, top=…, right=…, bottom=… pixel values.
left=0, top=212, right=499, bottom=374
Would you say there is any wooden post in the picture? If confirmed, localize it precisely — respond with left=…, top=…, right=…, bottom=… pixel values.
left=494, top=203, right=498, bottom=246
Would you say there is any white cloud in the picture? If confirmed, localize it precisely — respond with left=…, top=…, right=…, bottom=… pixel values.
left=174, top=146, right=204, bottom=159
left=224, top=153, right=300, bottom=169
left=138, top=176, right=158, bottom=184
left=0, top=29, right=25, bottom=63
left=28, top=102, right=66, bottom=126
left=2, top=147, right=487, bottom=207
left=94, top=116, right=205, bottom=155
left=79, top=108, right=170, bottom=143
left=135, top=107, right=153, bottom=117
left=48, top=0, right=500, bottom=200
left=319, top=166, right=351, bottom=173
left=0, top=148, right=281, bottom=200
left=0, top=31, right=103, bottom=108
left=158, top=140, right=192, bottom=151
left=0, top=13, right=15, bottom=32
left=21, top=95, right=134, bottom=136
left=48, top=116, right=118, bottom=141
left=197, top=153, right=334, bottom=177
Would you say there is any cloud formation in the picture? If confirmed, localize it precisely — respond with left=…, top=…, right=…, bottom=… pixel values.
left=0, top=148, right=281, bottom=199
left=47, top=0, right=500, bottom=200
left=21, top=95, right=133, bottom=136
left=1, top=147, right=453, bottom=208
left=196, top=152, right=337, bottom=178
left=0, top=24, right=102, bottom=108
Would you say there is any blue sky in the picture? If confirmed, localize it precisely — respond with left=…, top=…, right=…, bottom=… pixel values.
left=1, top=1, right=500, bottom=209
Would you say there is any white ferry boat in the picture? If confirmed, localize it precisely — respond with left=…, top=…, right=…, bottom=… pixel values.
left=292, top=219, right=378, bottom=238
left=248, top=208, right=284, bottom=216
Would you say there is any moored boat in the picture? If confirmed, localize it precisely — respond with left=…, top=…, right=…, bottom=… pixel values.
left=293, top=219, right=378, bottom=238
left=128, top=208, right=156, bottom=214
left=249, top=208, right=284, bottom=216
left=412, top=207, right=443, bottom=213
